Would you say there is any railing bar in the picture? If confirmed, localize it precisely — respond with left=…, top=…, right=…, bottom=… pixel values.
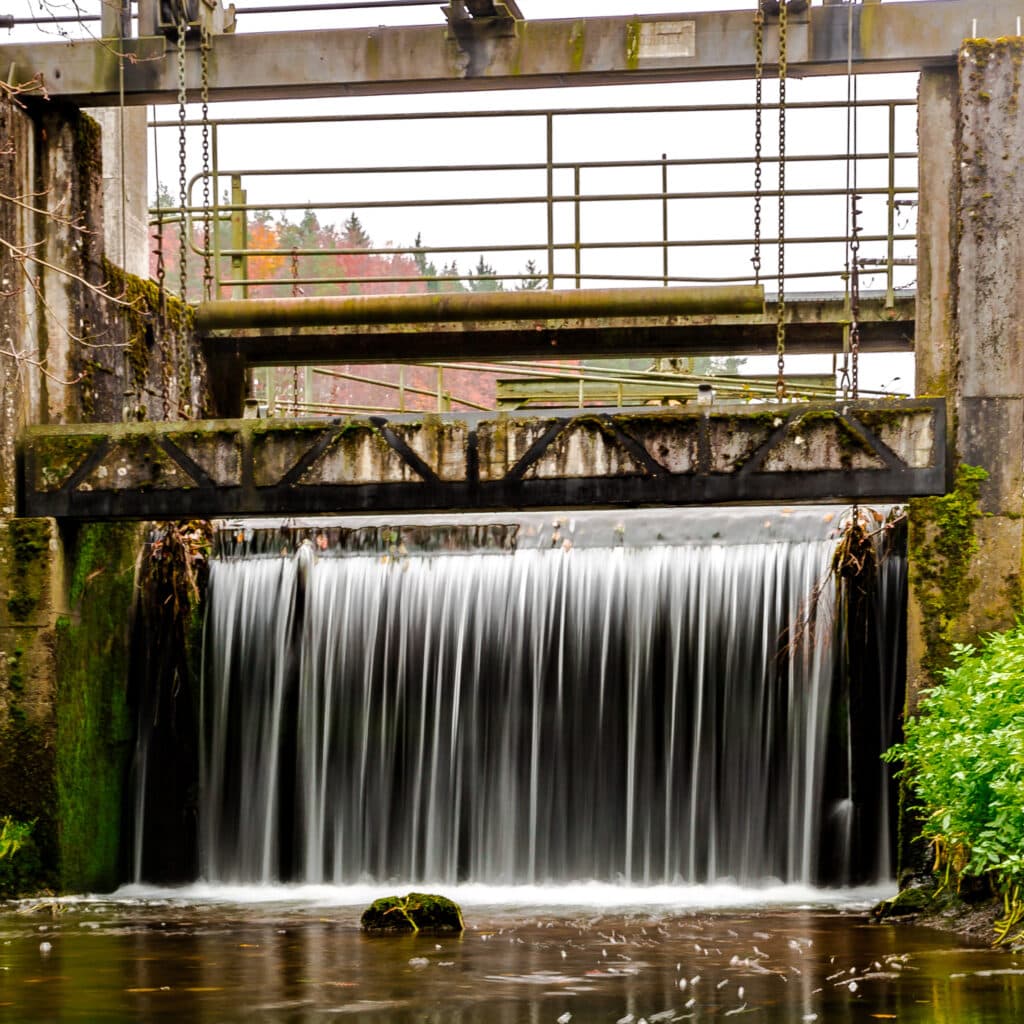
left=165, top=186, right=916, bottom=221
left=179, top=151, right=917, bottom=179
left=214, top=267, right=913, bottom=288
left=148, top=98, right=916, bottom=129
left=205, top=233, right=913, bottom=258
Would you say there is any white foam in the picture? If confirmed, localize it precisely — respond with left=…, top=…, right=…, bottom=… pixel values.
left=93, top=880, right=893, bottom=911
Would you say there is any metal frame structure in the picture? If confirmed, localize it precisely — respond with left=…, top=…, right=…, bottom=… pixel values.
left=160, top=97, right=916, bottom=301
left=18, top=399, right=947, bottom=520
left=3, top=2, right=1021, bottom=104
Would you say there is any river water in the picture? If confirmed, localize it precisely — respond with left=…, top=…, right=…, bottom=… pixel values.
left=2, top=887, right=1022, bottom=1023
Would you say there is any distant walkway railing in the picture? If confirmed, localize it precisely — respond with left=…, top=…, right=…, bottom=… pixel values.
left=150, top=96, right=918, bottom=306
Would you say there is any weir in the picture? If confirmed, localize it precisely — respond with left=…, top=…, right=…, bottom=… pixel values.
left=131, top=509, right=904, bottom=888
left=2, top=2, right=1023, bottom=901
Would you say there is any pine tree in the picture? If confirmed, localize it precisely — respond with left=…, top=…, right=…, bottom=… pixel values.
left=516, top=259, right=544, bottom=291
left=413, top=232, right=440, bottom=293
left=468, top=254, right=503, bottom=292
left=343, top=212, right=371, bottom=249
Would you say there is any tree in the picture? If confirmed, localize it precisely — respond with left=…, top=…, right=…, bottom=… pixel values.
left=468, top=254, right=502, bottom=292
left=516, top=259, right=544, bottom=291
left=413, top=232, right=440, bottom=293
left=342, top=212, right=371, bottom=250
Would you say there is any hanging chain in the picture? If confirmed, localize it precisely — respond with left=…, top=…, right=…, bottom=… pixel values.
left=850, top=190, right=862, bottom=399
left=752, top=1, right=764, bottom=285
left=775, top=0, right=788, bottom=400
left=200, top=23, right=213, bottom=301
left=291, top=248, right=301, bottom=414
left=176, top=5, right=188, bottom=306
left=840, top=3, right=856, bottom=400
left=176, top=3, right=191, bottom=417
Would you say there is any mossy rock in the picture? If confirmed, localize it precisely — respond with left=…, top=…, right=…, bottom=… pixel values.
left=872, top=882, right=937, bottom=920
left=360, top=892, right=464, bottom=935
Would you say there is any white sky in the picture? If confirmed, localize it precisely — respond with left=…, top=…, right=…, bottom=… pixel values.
left=7, top=1, right=919, bottom=391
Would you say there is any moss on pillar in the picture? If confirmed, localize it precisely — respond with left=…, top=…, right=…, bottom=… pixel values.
left=907, top=464, right=987, bottom=685
left=54, top=522, right=142, bottom=892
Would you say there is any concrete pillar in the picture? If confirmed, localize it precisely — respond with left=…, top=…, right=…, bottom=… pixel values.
left=86, top=108, right=150, bottom=280
left=908, top=46, right=1024, bottom=714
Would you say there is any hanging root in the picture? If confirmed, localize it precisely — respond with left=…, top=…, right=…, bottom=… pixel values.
left=782, top=504, right=903, bottom=659
left=144, top=520, right=213, bottom=620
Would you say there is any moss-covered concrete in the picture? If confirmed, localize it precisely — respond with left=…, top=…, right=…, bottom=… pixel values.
left=907, top=464, right=987, bottom=688
left=54, top=522, right=142, bottom=892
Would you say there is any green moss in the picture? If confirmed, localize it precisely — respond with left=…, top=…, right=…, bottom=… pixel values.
left=73, top=109, right=102, bottom=181
left=5, top=519, right=52, bottom=621
left=625, top=20, right=640, bottom=69
left=569, top=20, right=586, bottom=72
left=854, top=406, right=935, bottom=432
left=908, top=464, right=988, bottom=683
left=101, top=257, right=193, bottom=397
left=0, top=817, right=43, bottom=899
left=0, top=715, right=57, bottom=893
left=32, top=434, right=100, bottom=491
left=55, top=522, right=142, bottom=892
left=361, top=892, right=464, bottom=935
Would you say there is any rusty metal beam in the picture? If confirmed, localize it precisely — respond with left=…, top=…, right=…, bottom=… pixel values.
left=200, top=292, right=914, bottom=416
left=18, top=399, right=948, bottom=520
left=196, top=285, right=764, bottom=332
left=2, top=2, right=1019, bottom=106
left=201, top=292, right=912, bottom=364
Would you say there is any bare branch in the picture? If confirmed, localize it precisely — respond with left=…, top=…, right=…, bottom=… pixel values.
left=0, top=234, right=141, bottom=308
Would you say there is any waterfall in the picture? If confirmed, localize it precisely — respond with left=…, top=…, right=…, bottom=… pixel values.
left=175, top=510, right=902, bottom=888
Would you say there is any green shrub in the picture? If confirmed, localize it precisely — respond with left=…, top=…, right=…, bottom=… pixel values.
left=885, top=622, right=1024, bottom=942
left=0, top=816, right=42, bottom=898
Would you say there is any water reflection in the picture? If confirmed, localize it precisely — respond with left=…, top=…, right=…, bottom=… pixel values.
left=1, top=896, right=1023, bottom=1022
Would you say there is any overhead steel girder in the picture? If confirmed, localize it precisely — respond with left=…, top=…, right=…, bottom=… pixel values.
left=200, top=292, right=914, bottom=367
left=2, top=1, right=1021, bottom=106
left=18, top=399, right=948, bottom=520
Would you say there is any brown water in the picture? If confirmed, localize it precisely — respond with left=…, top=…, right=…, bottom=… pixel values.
left=2, top=892, right=1022, bottom=1022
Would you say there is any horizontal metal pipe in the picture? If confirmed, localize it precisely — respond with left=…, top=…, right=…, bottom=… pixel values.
left=178, top=152, right=915, bottom=179
left=201, top=232, right=911, bottom=259
left=149, top=98, right=915, bottom=129
left=197, top=285, right=764, bottom=331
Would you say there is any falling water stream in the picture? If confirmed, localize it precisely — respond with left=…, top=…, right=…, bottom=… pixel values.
left=182, top=507, right=897, bottom=889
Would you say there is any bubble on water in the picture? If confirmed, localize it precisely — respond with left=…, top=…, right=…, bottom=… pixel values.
left=408, top=957, right=429, bottom=969
left=678, top=978, right=687, bottom=991
left=848, top=981, right=858, bottom=993
left=39, top=942, right=52, bottom=955
left=556, top=1013, right=572, bottom=1024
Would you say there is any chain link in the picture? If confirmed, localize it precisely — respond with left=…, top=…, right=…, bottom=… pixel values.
left=200, top=23, right=213, bottom=301
left=850, top=191, right=862, bottom=398
left=775, top=0, right=788, bottom=401
left=752, top=1, right=764, bottom=285
left=291, top=248, right=301, bottom=413
left=176, top=6, right=188, bottom=306
left=176, top=3, right=191, bottom=417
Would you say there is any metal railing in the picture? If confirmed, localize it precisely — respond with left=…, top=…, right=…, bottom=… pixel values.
left=150, top=96, right=918, bottom=307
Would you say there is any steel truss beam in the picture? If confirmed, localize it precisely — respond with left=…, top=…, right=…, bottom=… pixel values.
left=2, top=2, right=1021, bottom=106
left=18, top=399, right=947, bottom=520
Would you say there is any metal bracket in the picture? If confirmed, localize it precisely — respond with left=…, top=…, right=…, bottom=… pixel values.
left=443, top=0, right=523, bottom=56
left=761, top=0, right=810, bottom=20
left=140, top=0, right=236, bottom=38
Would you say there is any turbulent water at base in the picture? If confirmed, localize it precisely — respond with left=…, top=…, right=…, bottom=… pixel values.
left=169, top=511, right=902, bottom=890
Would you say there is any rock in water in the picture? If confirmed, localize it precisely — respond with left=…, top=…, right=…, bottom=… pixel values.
left=360, top=892, right=464, bottom=935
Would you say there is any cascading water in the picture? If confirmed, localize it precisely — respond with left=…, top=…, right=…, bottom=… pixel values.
left=153, top=508, right=903, bottom=889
